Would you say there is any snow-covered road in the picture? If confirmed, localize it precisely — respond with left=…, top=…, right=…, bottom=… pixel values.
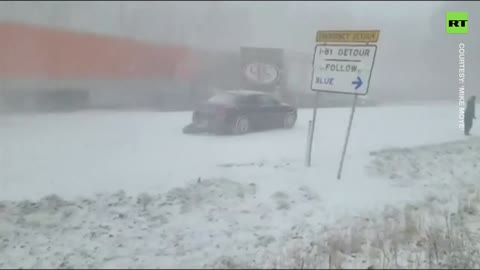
left=0, top=104, right=463, bottom=201
left=1, top=103, right=478, bottom=268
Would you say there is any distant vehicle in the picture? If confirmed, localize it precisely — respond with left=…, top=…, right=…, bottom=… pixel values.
left=183, top=90, right=297, bottom=135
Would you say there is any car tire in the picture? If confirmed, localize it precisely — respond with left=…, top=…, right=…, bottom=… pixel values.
left=283, top=112, right=296, bottom=129
left=232, top=116, right=250, bottom=135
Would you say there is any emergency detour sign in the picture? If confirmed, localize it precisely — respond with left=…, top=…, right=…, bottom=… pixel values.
left=311, top=44, right=377, bottom=95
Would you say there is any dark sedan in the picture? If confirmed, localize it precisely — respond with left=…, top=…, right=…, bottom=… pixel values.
left=183, top=90, right=297, bottom=135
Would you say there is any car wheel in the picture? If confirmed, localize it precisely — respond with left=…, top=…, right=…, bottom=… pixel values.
left=283, top=112, right=296, bottom=129
left=233, top=116, right=250, bottom=135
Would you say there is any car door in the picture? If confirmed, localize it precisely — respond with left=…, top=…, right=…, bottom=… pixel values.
left=255, top=95, right=283, bottom=129
left=238, top=95, right=267, bottom=128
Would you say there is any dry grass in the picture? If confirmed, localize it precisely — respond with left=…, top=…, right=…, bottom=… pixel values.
left=237, top=192, right=480, bottom=270
left=204, top=179, right=480, bottom=269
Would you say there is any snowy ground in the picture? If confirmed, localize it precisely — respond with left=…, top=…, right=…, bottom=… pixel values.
left=0, top=104, right=479, bottom=268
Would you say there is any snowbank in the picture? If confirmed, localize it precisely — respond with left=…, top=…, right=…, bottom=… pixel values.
left=1, top=137, right=480, bottom=268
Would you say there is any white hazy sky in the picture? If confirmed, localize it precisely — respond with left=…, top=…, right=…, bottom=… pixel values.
left=0, top=1, right=442, bottom=53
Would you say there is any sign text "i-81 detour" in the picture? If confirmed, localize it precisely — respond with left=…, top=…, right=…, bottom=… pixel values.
left=311, top=44, right=377, bottom=95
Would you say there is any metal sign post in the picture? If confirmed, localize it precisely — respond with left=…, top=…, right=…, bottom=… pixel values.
left=305, top=120, right=313, bottom=166
left=337, top=94, right=358, bottom=179
left=305, top=92, right=320, bottom=167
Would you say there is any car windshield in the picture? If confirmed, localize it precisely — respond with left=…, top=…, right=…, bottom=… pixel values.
left=207, top=93, right=239, bottom=105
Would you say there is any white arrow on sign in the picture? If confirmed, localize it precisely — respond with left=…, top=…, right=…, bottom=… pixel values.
left=311, top=44, right=377, bottom=95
